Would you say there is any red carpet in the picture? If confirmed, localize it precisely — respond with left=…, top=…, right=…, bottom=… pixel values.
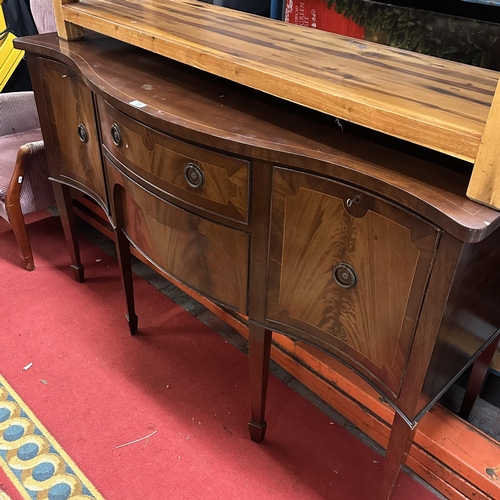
left=0, top=214, right=438, bottom=500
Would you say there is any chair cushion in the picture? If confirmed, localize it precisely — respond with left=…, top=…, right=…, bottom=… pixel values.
left=0, top=128, right=44, bottom=197
left=0, top=92, right=40, bottom=135
left=0, top=128, right=55, bottom=220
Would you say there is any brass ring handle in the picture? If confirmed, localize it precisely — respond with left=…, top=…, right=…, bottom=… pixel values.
left=111, top=123, right=122, bottom=146
left=184, top=163, right=204, bottom=189
left=333, top=263, right=357, bottom=289
left=77, top=123, right=88, bottom=143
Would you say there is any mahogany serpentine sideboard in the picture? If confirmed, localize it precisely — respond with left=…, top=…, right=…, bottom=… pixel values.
left=16, top=32, right=500, bottom=500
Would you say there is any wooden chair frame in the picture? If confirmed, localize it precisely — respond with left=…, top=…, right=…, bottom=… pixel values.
left=5, top=144, right=37, bottom=270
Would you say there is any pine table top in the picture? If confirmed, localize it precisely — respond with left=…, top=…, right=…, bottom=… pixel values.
left=58, top=0, right=499, bottom=164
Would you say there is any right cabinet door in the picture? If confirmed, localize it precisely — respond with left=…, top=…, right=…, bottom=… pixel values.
left=266, top=168, right=440, bottom=397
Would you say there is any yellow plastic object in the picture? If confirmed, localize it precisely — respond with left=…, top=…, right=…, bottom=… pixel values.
left=0, top=3, right=25, bottom=91
left=0, top=0, right=5, bottom=32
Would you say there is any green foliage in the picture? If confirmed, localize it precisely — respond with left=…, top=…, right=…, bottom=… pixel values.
left=322, top=0, right=499, bottom=66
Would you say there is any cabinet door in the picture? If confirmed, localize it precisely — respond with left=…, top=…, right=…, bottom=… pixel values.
left=267, top=168, right=440, bottom=396
left=36, top=58, right=107, bottom=211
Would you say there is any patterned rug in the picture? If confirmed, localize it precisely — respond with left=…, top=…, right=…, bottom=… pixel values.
left=0, top=375, right=103, bottom=500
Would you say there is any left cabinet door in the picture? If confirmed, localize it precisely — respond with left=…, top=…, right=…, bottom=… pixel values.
left=32, top=57, right=107, bottom=212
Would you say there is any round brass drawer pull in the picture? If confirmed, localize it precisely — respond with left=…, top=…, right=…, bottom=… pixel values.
left=77, top=123, right=88, bottom=143
left=184, top=163, right=204, bottom=189
left=333, top=263, right=357, bottom=289
left=111, top=123, right=122, bottom=146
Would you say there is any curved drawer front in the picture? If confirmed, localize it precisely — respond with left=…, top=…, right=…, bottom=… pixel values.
left=106, top=158, right=249, bottom=313
left=37, top=58, right=107, bottom=210
left=266, top=168, right=440, bottom=397
left=99, top=99, right=250, bottom=223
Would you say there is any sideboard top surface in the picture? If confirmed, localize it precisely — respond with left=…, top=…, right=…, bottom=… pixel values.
left=16, top=32, right=500, bottom=241
left=56, top=0, right=499, bottom=164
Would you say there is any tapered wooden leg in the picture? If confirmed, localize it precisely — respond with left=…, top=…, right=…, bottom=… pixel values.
left=52, top=182, right=84, bottom=282
left=459, top=336, right=500, bottom=419
left=248, top=324, right=272, bottom=443
left=5, top=197, right=35, bottom=271
left=379, top=413, right=417, bottom=500
left=115, top=227, right=138, bottom=335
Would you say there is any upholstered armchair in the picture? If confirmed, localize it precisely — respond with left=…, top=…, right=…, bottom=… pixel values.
left=0, top=0, right=60, bottom=270
left=30, top=0, right=57, bottom=34
left=0, top=91, right=55, bottom=270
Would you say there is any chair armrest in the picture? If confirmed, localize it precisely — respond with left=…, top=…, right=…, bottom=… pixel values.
left=7, top=140, right=46, bottom=199
left=5, top=139, right=54, bottom=217
left=0, top=92, right=41, bottom=136
left=23, top=140, right=45, bottom=155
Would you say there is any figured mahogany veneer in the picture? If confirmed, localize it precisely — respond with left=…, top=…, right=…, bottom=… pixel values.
left=17, top=32, right=500, bottom=500
left=267, top=168, right=440, bottom=397
left=106, top=156, right=249, bottom=313
left=37, top=58, right=106, bottom=211
left=99, top=98, right=250, bottom=223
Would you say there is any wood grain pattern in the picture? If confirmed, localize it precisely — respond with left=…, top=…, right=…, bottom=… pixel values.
left=267, top=168, right=440, bottom=396
left=98, top=98, right=250, bottom=222
left=16, top=34, right=500, bottom=242
left=58, top=0, right=499, bottom=163
left=398, top=232, right=465, bottom=420
left=106, top=157, right=249, bottom=313
left=21, top=32, right=500, bottom=500
left=38, top=58, right=107, bottom=210
left=467, top=78, right=500, bottom=209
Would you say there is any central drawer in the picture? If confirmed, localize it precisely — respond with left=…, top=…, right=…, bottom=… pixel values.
left=105, top=158, right=249, bottom=313
left=98, top=98, right=250, bottom=223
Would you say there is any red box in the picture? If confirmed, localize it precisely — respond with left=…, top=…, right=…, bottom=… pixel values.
left=284, top=0, right=364, bottom=38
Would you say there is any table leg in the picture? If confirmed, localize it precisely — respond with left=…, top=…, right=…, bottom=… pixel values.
left=379, top=413, right=417, bottom=500
left=115, top=227, right=138, bottom=335
left=248, top=324, right=272, bottom=443
left=52, top=182, right=84, bottom=282
left=459, top=336, right=500, bottom=419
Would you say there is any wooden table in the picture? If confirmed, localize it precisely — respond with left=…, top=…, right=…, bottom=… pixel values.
left=51, top=0, right=500, bottom=210
left=16, top=31, right=500, bottom=500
